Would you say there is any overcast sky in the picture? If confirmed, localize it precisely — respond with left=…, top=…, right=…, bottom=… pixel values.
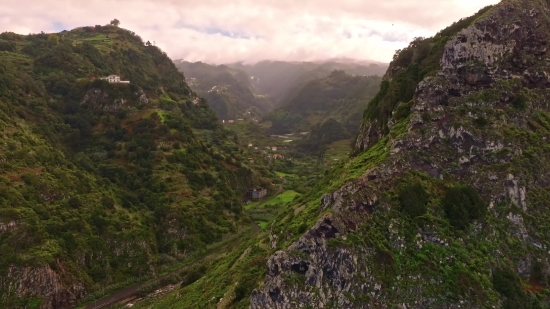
left=1, top=0, right=499, bottom=64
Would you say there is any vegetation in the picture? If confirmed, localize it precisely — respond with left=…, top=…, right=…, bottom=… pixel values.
left=267, top=70, right=382, bottom=135
left=442, top=185, right=486, bottom=230
left=0, top=24, right=270, bottom=308
left=228, top=60, right=387, bottom=104
left=142, top=2, right=550, bottom=309
left=398, top=183, right=429, bottom=218
left=176, top=61, right=274, bottom=119
left=361, top=5, right=494, bottom=137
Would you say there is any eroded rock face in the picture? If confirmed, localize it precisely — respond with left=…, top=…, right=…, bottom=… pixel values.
left=441, top=0, right=550, bottom=96
left=1, top=263, right=86, bottom=309
left=251, top=1, right=550, bottom=308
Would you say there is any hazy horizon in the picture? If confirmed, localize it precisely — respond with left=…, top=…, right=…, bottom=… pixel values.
left=1, top=0, right=499, bottom=64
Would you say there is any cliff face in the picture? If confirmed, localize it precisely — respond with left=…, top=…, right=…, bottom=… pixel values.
left=2, top=264, right=86, bottom=309
left=251, top=0, right=550, bottom=308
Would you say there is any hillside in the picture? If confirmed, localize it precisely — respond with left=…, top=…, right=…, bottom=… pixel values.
left=130, top=0, right=550, bottom=308
left=252, top=0, right=550, bottom=308
left=228, top=60, right=388, bottom=106
left=175, top=61, right=273, bottom=120
left=268, top=70, right=382, bottom=133
left=0, top=25, right=269, bottom=309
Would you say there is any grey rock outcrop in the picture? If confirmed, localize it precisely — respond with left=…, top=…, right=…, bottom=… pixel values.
left=251, top=1, right=550, bottom=308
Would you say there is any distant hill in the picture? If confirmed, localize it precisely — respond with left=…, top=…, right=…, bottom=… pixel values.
left=267, top=70, right=382, bottom=135
left=228, top=60, right=388, bottom=105
left=175, top=61, right=274, bottom=120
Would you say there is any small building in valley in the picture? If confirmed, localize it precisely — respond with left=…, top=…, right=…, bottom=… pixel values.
left=247, top=188, right=267, bottom=200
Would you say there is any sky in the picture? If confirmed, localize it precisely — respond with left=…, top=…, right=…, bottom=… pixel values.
left=0, top=0, right=500, bottom=64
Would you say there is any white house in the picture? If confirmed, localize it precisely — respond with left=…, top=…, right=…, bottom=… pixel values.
left=101, top=75, right=130, bottom=84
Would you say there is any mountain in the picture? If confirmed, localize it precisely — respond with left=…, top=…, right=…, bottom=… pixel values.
left=0, top=25, right=268, bottom=309
left=268, top=70, right=382, bottom=133
left=228, top=60, right=388, bottom=105
left=175, top=61, right=274, bottom=120
left=106, top=1, right=550, bottom=308
left=248, top=1, right=550, bottom=308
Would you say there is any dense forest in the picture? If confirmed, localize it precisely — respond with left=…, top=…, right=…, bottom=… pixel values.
left=0, top=24, right=271, bottom=308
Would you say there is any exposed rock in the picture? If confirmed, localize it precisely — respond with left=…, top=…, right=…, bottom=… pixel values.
left=251, top=1, right=550, bottom=308
left=1, top=262, right=86, bottom=309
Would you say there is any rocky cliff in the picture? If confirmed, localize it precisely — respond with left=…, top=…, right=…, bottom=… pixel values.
left=251, top=0, right=550, bottom=308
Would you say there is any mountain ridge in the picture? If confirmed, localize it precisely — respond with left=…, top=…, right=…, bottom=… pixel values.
left=250, top=0, right=550, bottom=308
left=0, top=25, right=268, bottom=309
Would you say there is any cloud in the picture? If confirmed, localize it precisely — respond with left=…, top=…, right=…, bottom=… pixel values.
left=0, top=0, right=500, bottom=64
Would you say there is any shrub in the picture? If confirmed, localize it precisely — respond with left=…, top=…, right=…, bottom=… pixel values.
left=398, top=183, right=428, bottom=218
left=491, top=268, right=538, bottom=309
left=68, top=197, right=82, bottom=208
left=442, top=185, right=486, bottom=229
left=473, top=116, right=488, bottom=127
left=512, top=93, right=527, bottom=110
left=100, top=196, right=115, bottom=209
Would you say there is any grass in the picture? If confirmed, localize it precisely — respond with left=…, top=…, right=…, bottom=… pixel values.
left=243, top=201, right=259, bottom=211
left=258, top=221, right=269, bottom=230
left=324, top=138, right=352, bottom=162
left=262, top=190, right=300, bottom=207
left=275, top=171, right=294, bottom=177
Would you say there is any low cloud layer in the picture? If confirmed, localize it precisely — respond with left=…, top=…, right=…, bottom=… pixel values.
left=1, top=0, right=499, bottom=64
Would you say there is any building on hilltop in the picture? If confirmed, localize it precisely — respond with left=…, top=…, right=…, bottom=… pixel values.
left=247, top=188, right=267, bottom=200
left=100, top=75, right=130, bottom=84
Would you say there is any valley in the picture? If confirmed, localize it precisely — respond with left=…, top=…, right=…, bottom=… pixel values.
left=5, top=0, right=550, bottom=308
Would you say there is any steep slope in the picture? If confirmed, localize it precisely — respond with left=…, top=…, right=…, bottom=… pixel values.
left=175, top=61, right=273, bottom=119
left=250, top=1, right=550, bottom=308
left=228, top=60, right=388, bottom=106
left=0, top=25, right=263, bottom=309
left=268, top=70, right=382, bottom=134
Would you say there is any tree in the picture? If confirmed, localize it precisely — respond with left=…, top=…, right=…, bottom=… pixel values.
left=442, top=185, right=486, bottom=229
left=47, top=34, right=60, bottom=44
left=110, top=19, right=120, bottom=27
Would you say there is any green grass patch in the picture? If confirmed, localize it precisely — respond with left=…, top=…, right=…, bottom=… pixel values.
left=263, top=190, right=300, bottom=207
left=324, top=139, right=352, bottom=162
left=258, top=221, right=269, bottom=230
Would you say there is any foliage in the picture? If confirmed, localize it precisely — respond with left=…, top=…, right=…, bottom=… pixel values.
left=176, top=61, right=273, bottom=119
left=442, top=185, right=486, bottom=230
left=361, top=5, right=494, bottom=135
left=398, top=183, right=428, bottom=218
left=110, top=19, right=120, bottom=27
left=0, top=25, right=269, bottom=307
left=295, top=118, right=351, bottom=154
left=267, top=71, right=382, bottom=134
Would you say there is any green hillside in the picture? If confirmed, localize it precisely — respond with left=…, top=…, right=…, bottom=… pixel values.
left=269, top=70, right=381, bottom=133
left=265, top=70, right=382, bottom=154
left=0, top=25, right=269, bottom=309
left=175, top=61, right=273, bottom=120
left=228, top=60, right=388, bottom=105
left=129, top=1, right=550, bottom=308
